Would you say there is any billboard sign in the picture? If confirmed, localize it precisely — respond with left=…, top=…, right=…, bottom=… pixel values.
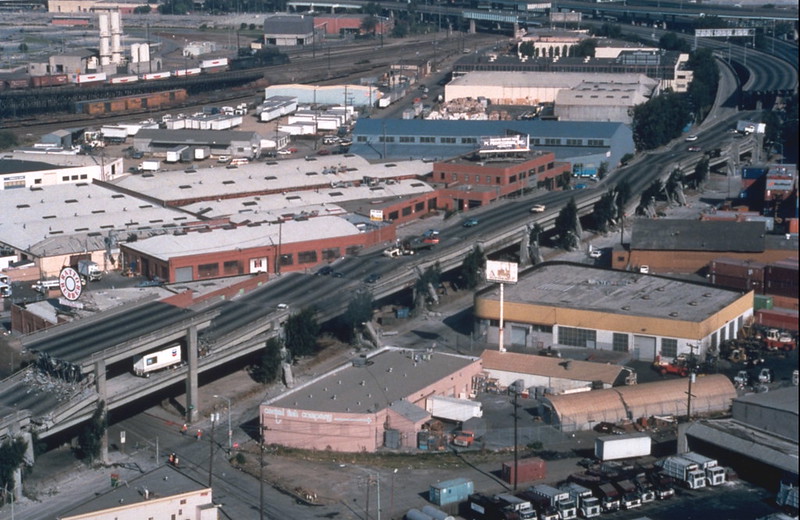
left=59, top=267, right=83, bottom=301
left=695, top=28, right=755, bottom=38
left=486, top=260, right=518, bottom=284
left=479, top=134, right=529, bottom=154
left=370, top=209, right=383, bottom=221
left=550, top=12, right=582, bottom=23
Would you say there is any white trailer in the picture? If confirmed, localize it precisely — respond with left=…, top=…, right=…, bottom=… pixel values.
left=658, top=456, right=707, bottom=489
left=681, top=452, right=726, bottom=486
left=377, top=97, right=391, bottom=108
left=100, top=125, right=128, bottom=141
left=139, top=160, right=161, bottom=172
left=133, top=344, right=182, bottom=377
left=194, top=146, right=211, bottom=160
left=426, top=395, right=482, bottom=423
left=594, top=433, right=651, bottom=461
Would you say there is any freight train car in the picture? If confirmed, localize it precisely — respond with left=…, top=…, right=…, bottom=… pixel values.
left=74, top=88, right=188, bottom=115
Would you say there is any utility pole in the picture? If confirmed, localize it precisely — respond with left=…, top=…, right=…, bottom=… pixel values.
left=513, top=389, right=519, bottom=491
left=259, top=430, right=265, bottom=520
left=686, top=343, right=698, bottom=420
left=208, top=412, right=218, bottom=487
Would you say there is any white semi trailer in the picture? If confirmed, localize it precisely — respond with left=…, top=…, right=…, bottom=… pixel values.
left=133, top=344, right=182, bottom=377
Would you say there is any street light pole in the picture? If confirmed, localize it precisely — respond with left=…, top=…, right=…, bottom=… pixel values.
left=213, top=394, right=232, bottom=452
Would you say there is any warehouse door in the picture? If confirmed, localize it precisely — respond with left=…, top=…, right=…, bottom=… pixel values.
left=174, top=267, right=193, bottom=283
left=511, top=325, right=528, bottom=346
left=633, top=335, right=657, bottom=361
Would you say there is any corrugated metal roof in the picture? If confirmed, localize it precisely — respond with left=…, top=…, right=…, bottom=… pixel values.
left=135, top=128, right=259, bottom=145
left=546, top=375, right=736, bottom=429
left=631, top=220, right=767, bottom=252
left=734, top=386, right=798, bottom=415
left=481, top=350, right=623, bottom=385
left=686, top=419, right=799, bottom=475
left=389, top=399, right=430, bottom=423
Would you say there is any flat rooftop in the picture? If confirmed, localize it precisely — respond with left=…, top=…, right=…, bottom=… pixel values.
left=449, top=71, right=654, bottom=89
left=265, top=347, right=479, bottom=414
left=110, top=155, right=433, bottom=206
left=479, top=263, right=746, bottom=322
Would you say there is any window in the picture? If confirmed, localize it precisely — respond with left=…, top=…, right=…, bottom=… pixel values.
left=566, top=139, right=582, bottom=146
left=612, top=333, right=629, bottom=352
left=415, top=202, right=424, bottom=212
left=345, top=245, right=362, bottom=256
left=402, top=206, right=412, bottom=216
left=547, top=162, right=554, bottom=170
left=451, top=173, right=457, bottom=181
left=588, top=139, right=604, bottom=147
left=440, top=137, right=456, bottom=144
left=321, top=247, right=340, bottom=260
left=509, top=175, right=517, bottom=183
left=146, top=356, right=157, bottom=366
left=531, top=138, right=540, bottom=145
left=378, top=136, right=395, bottom=142
left=545, top=138, right=560, bottom=146
left=388, top=211, right=398, bottom=220
left=279, top=254, right=293, bottom=266
left=298, top=250, right=318, bottom=264
left=475, top=175, right=480, bottom=183
left=711, top=331, right=718, bottom=349
left=356, top=136, right=367, bottom=142
left=661, top=338, right=678, bottom=358
left=486, top=176, right=491, bottom=183
left=420, top=136, right=436, bottom=143
left=198, top=263, right=219, bottom=278
left=558, top=327, right=596, bottom=347
left=399, top=136, right=415, bottom=143
left=223, top=261, right=242, bottom=275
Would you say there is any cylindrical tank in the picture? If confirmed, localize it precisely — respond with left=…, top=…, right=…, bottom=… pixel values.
left=110, top=11, right=122, bottom=63
left=131, top=43, right=140, bottom=63
left=421, top=505, right=455, bottom=520
left=405, top=509, right=434, bottom=520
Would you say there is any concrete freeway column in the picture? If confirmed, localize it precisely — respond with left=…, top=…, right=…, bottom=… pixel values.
left=185, top=325, right=199, bottom=423
left=94, top=358, right=108, bottom=464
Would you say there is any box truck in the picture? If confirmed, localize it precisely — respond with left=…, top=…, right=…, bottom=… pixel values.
left=133, top=344, right=182, bottom=377
left=559, top=482, right=601, bottom=518
left=76, top=260, right=102, bottom=282
left=526, top=485, right=577, bottom=519
left=594, top=434, right=651, bottom=461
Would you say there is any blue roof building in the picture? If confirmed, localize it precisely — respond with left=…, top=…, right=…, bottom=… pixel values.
left=350, top=118, right=633, bottom=174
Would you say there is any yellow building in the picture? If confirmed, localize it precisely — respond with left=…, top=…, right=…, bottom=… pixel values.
left=473, top=262, right=753, bottom=362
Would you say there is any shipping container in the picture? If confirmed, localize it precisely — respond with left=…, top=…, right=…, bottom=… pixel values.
left=31, top=74, right=69, bottom=87
left=142, top=71, right=172, bottom=81
left=765, top=259, right=799, bottom=299
left=754, top=294, right=774, bottom=311
left=429, top=478, right=473, bottom=507
left=200, top=58, right=229, bottom=69
left=70, top=72, right=107, bottom=84
left=756, top=309, right=799, bottom=332
left=502, top=457, right=546, bottom=484
left=174, top=67, right=202, bottom=76
left=194, top=146, right=211, bottom=160
left=594, top=434, right=651, bottom=461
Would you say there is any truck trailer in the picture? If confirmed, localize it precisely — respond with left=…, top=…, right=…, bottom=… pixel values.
left=658, top=456, right=707, bottom=489
left=133, top=344, right=182, bottom=377
left=429, top=478, right=473, bottom=507
left=427, top=395, right=482, bottom=423
left=594, top=433, right=651, bottom=461
left=559, top=482, right=600, bottom=518
left=680, top=452, right=726, bottom=486
left=495, top=494, right=537, bottom=519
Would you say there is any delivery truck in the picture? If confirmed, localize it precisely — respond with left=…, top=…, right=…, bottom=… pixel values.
left=76, top=260, right=102, bottom=282
left=591, top=483, right=620, bottom=513
left=613, top=480, right=641, bottom=510
left=525, top=485, right=577, bottom=519
left=559, top=482, right=600, bottom=518
left=680, top=452, right=726, bottom=486
left=138, top=160, right=161, bottom=172
left=594, top=433, right=651, bottom=461
left=133, top=344, right=182, bottom=377
left=658, top=456, right=707, bottom=489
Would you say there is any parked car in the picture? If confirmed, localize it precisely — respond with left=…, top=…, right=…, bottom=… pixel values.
left=687, top=146, right=702, bottom=152
left=685, top=135, right=699, bottom=142
left=530, top=204, right=546, bottom=213
left=316, top=265, right=333, bottom=276
left=463, top=217, right=479, bottom=227
left=365, top=273, right=382, bottom=284
left=589, top=249, right=602, bottom=258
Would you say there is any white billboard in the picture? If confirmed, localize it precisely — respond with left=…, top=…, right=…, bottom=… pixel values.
left=695, top=28, right=755, bottom=38
left=486, top=260, right=518, bottom=284
left=550, top=12, right=582, bottom=23
left=479, top=134, right=530, bottom=154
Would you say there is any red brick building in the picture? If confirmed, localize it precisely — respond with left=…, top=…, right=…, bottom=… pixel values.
left=430, top=151, right=570, bottom=211
left=314, top=14, right=392, bottom=36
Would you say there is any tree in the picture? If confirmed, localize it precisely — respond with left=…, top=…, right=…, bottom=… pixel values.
left=692, top=156, right=710, bottom=189
left=632, top=91, right=692, bottom=151
left=686, top=48, right=719, bottom=120
left=133, top=5, right=151, bottom=13
left=593, top=23, right=621, bottom=39
left=659, top=32, right=690, bottom=52
left=636, top=179, right=665, bottom=218
left=461, top=245, right=485, bottom=290
left=597, top=161, right=609, bottom=180
left=528, top=223, right=544, bottom=264
left=665, top=167, right=687, bottom=205
left=0, top=436, right=27, bottom=503
left=284, top=307, right=319, bottom=357
left=592, top=191, right=617, bottom=233
left=363, top=1, right=381, bottom=15
left=77, top=401, right=106, bottom=463
left=615, top=179, right=632, bottom=218
left=0, top=131, right=18, bottom=150
left=361, top=15, right=379, bottom=37
left=554, top=197, right=580, bottom=250
left=250, top=337, right=283, bottom=384
left=340, top=290, right=374, bottom=343
left=519, top=41, right=535, bottom=57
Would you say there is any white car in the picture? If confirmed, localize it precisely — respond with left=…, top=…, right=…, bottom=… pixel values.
left=530, top=204, right=546, bottom=213
left=685, top=135, right=698, bottom=142
left=277, top=149, right=292, bottom=155
left=589, top=249, right=602, bottom=258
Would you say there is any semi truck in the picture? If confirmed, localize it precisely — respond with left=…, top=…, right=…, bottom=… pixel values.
left=591, top=483, right=620, bottom=513
left=658, top=456, right=707, bottom=489
left=133, top=344, right=182, bottom=377
left=525, top=485, right=577, bottom=520
left=613, top=479, right=641, bottom=510
left=559, top=482, right=600, bottom=518
left=680, top=452, right=726, bottom=486
left=467, top=494, right=537, bottom=520
left=495, top=494, right=537, bottom=519
left=594, top=434, right=651, bottom=461
left=76, top=260, right=102, bottom=282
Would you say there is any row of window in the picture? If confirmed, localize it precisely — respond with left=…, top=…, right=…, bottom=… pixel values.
left=358, top=134, right=607, bottom=148
left=560, top=327, right=680, bottom=358
left=531, top=138, right=606, bottom=147
left=195, top=247, right=355, bottom=278
left=436, top=163, right=554, bottom=185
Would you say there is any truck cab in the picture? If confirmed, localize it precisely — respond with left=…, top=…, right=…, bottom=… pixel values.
left=452, top=430, right=475, bottom=447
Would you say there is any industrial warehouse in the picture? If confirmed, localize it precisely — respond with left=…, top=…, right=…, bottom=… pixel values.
left=260, top=348, right=483, bottom=452
left=473, top=262, right=754, bottom=362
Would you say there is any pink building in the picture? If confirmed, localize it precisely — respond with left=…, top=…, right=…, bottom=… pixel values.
left=260, top=348, right=483, bottom=452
